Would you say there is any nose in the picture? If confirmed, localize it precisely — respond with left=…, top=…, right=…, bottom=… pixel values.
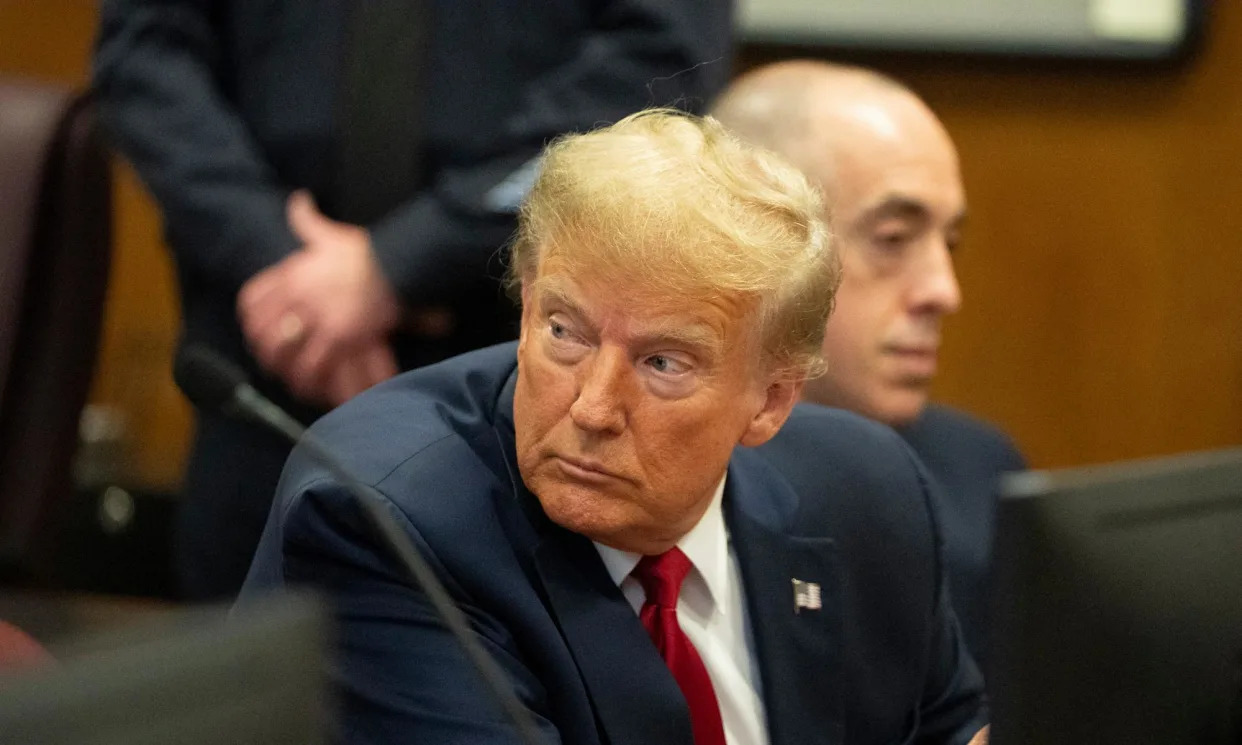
left=569, top=347, right=628, bottom=435
left=908, top=238, right=962, bottom=317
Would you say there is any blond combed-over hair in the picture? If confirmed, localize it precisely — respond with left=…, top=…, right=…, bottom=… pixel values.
left=508, top=109, right=840, bottom=379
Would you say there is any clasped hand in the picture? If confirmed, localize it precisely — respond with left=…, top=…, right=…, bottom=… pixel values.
left=237, top=191, right=400, bottom=408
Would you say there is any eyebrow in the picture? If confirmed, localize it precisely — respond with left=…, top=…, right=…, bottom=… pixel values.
left=859, top=195, right=968, bottom=230
left=532, top=277, right=726, bottom=357
left=633, top=318, right=723, bottom=358
left=531, top=277, right=586, bottom=318
left=859, top=195, right=931, bottom=224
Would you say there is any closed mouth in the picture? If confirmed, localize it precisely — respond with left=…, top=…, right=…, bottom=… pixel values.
left=554, top=455, right=624, bottom=482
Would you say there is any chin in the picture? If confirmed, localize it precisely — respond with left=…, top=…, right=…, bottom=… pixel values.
left=882, top=407, right=924, bottom=428
left=534, top=480, right=677, bottom=553
left=870, top=389, right=929, bottom=428
left=533, top=479, right=630, bottom=541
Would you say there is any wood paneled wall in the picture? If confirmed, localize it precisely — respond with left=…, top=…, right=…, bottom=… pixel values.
left=4, top=2, right=1240, bottom=490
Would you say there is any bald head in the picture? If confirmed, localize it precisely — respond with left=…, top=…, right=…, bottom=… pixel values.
left=712, top=61, right=950, bottom=197
left=712, top=61, right=966, bottom=426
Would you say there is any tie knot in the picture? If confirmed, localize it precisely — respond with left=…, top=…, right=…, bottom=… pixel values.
left=633, top=547, right=693, bottom=609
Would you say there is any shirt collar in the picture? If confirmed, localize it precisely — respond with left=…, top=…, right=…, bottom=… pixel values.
left=593, top=474, right=729, bottom=608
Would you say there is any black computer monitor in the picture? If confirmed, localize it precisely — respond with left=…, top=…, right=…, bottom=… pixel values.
left=989, top=447, right=1242, bottom=744
left=0, top=592, right=328, bottom=744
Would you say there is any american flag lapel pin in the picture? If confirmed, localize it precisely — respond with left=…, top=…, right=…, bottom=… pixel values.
left=792, top=578, right=821, bottom=613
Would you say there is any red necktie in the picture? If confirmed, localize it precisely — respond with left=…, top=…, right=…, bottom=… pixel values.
left=633, top=548, right=727, bottom=745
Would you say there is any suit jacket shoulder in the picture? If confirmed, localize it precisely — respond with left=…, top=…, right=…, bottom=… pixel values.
left=269, top=343, right=530, bottom=584
left=757, top=404, right=943, bottom=571
left=897, top=403, right=1025, bottom=671
left=288, top=341, right=518, bottom=488
left=243, top=342, right=612, bottom=744
left=902, top=403, right=1025, bottom=479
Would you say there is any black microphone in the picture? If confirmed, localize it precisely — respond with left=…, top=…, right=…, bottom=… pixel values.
left=173, top=345, right=307, bottom=443
left=173, top=344, right=544, bottom=745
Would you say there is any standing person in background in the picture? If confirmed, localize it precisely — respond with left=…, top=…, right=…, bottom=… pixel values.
left=713, top=60, right=1025, bottom=671
left=92, top=0, right=734, bottom=600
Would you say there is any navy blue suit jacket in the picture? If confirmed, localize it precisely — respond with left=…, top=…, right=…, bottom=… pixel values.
left=899, top=406, right=1026, bottom=673
left=243, top=343, right=986, bottom=744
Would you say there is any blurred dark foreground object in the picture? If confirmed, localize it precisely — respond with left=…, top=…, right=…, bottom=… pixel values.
left=0, top=592, right=327, bottom=744
left=0, top=77, right=113, bottom=585
left=50, top=485, right=177, bottom=599
left=990, top=447, right=1242, bottom=745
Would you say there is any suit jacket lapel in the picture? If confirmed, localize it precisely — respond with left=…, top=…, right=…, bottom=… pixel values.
left=727, top=449, right=846, bottom=745
left=492, top=370, right=693, bottom=745
left=534, top=532, right=694, bottom=745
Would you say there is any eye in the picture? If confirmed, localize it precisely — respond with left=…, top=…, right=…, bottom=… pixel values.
left=645, top=353, right=690, bottom=376
left=546, top=314, right=583, bottom=343
left=542, top=314, right=588, bottom=360
left=641, top=351, right=698, bottom=399
left=873, top=231, right=911, bottom=251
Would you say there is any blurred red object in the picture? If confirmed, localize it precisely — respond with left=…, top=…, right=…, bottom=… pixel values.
left=0, top=619, right=51, bottom=670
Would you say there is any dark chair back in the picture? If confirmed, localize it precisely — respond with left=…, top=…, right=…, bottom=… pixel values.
left=0, top=78, right=112, bottom=583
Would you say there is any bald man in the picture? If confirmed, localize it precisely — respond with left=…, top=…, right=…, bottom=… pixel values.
left=713, top=61, right=1025, bottom=671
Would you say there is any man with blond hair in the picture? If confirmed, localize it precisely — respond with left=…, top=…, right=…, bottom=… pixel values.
left=243, top=110, right=988, bottom=745
left=713, top=61, right=1025, bottom=671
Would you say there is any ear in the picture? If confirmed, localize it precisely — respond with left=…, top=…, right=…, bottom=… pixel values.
left=738, top=376, right=804, bottom=448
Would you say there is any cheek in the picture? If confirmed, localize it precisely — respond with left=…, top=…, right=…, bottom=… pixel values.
left=634, top=407, right=744, bottom=486
left=826, top=277, right=894, bottom=351
left=517, top=360, right=570, bottom=432
left=514, top=357, right=568, bottom=462
left=512, top=374, right=537, bottom=459
left=822, top=303, right=872, bottom=368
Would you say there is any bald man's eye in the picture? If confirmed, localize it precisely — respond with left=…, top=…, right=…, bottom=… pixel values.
left=872, top=230, right=912, bottom=252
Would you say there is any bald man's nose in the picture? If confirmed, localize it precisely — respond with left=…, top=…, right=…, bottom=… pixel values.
left=908, top=241, right=962, bottom=316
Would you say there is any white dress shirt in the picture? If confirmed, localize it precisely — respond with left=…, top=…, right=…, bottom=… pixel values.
left=594, top=477, right=769, bottom=745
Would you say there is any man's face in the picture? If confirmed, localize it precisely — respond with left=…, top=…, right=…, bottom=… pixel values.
left=802, top=102, right=965, bottom=426
left=513, top=259, right=798, bottom=554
